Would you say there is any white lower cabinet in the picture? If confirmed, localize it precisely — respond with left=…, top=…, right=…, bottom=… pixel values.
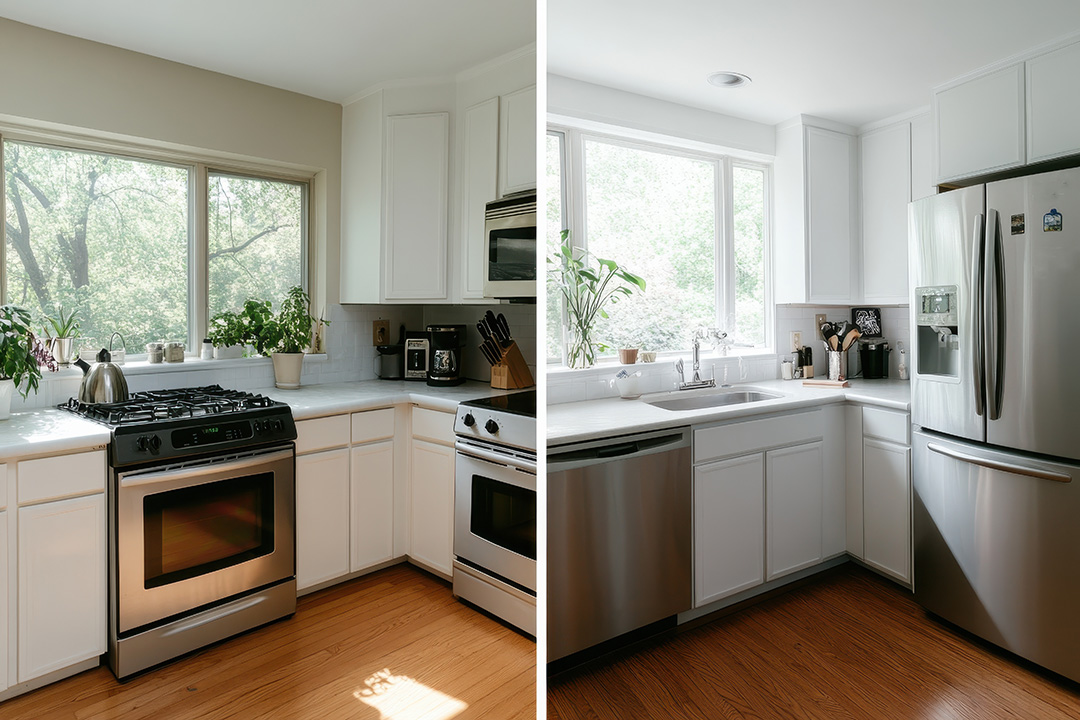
left=766, top=442, right=824, bottom=581
left=0, top=509, right=7, bottom=694
left=408, top=439, right=455, bottom=576
left=694, top=454, right=764, bottom=607
left=295, top=448, right=351, bottom=590
left=18, top=493, right=105, bottom=682
left=350, top=440, right=395, bottom=572
left=862, top=438, right=912, bottom=584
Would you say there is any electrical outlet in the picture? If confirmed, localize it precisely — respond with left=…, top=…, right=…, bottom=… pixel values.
left=372, top=319, right=389, bottom=346
left=815, top=314, right=827, bottom=339
left=790, top=331, right=802, bottom=352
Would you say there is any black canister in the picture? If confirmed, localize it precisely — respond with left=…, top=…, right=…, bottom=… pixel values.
left=859, top=342, right=890, bottom=379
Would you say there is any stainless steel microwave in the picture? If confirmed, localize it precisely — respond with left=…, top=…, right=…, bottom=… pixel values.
left=483, top=192, right=536, bottom=298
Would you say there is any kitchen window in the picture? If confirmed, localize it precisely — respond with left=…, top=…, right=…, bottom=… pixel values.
left=2, top=137, right=310, bottom=353
left=547, top=126, right=770, bottom=364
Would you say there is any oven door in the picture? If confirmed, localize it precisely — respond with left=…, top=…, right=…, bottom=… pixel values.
left=115, top=446, right=294, bottom=634
left=483, top=213, right=536, bottom=298
left=454, top=442, right=536, bottom=592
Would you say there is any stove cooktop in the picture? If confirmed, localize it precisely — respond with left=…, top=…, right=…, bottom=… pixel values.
left=459, top=390, right=536, bottom=418
left=60, top=385, right=287, bottom=427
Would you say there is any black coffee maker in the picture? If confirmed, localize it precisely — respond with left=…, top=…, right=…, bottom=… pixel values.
left=426, top=324, right=466, bottom=386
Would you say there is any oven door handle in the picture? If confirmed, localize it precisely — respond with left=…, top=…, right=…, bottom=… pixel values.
left=455, top=441, right=536, bottom=474
left=119, top=448, right=294, bottom=488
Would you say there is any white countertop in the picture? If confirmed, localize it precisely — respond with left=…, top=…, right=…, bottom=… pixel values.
left=0, top=379, right=512, bottom=461
left=547, top=378, right=910, bottom=447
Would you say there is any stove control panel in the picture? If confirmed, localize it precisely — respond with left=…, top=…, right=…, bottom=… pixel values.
left=112, top=411, right=297, bottom=467
left=454, top=407, right=534, bottom=453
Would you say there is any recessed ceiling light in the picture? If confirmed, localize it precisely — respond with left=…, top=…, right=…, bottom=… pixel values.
left=706, top=71, right=752, bottom=89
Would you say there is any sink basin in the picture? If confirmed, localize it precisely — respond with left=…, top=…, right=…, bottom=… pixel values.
left=644, top=388, right=783, bottom=412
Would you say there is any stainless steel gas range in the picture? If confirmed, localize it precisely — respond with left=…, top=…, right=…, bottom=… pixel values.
left=61, top=385, right=297, bottom=679
left=453, top=390, right=536, bottom=635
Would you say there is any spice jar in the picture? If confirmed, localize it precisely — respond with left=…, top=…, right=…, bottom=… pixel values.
left=145, top=342, right=164, bottom=364
left=164, top=342, right=185, bottom=363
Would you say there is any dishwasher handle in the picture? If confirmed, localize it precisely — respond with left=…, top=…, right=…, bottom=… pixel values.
left=549, top=428, right=690, bottom=471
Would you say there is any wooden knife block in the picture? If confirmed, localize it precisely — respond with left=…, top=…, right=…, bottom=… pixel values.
left=490, top=341, right=534, bottom=389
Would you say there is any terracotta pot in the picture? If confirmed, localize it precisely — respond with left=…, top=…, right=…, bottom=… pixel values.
left=618, top=348, right=638, bottom=365
left=271, top=352, right=304, bottom=389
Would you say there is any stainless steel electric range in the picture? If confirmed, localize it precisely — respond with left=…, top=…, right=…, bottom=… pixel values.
left=61, top=385, right=297, bottom=679
left=453, top=390, right=536, bottom=635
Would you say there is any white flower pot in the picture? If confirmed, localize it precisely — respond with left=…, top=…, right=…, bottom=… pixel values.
left=271, top=352, right=304, bottom=389
left=0, top=378, right=14, bottom=420
left=213, top=345, right=244, bottom=360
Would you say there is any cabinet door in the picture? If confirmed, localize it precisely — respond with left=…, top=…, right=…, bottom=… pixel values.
left=296, top=449, right=350, bottom=590
left=910, top=113, right=936, bottom=202
left=408, top=438, right=455, bottom=576
left=460, top=98, right=500, bottom=300
left=694, top=454, right=764, bottom=607
left=499, top=85, right=537, bottom=197
left=351, top=441, right=395, bottom=572
left=1027, top=41, right=1080, bottom=163
left=806, top=127, right=857, bottom=304
left=19, top=494, right=105, bottom=682
left=0, top=510, right=7, bottom=694
left=766, top=442, right=824, bottom=581
left=384, top=112, right=449, bottom=301
left=863, top=438, right=912, bottom=584
left=861, top=123, right=911, bottom=304
left=935, top=63, right=1025, bottom=183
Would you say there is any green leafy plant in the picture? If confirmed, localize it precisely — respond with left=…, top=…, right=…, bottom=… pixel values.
left=237, top=286, right=324, bottom=356
left=42, top=303, right=81, bottom=339
left=207, top=310, right=247, bottom=348
left=0, top=304, right=57, bottom=398
left=548, top=230, right=646, bottom=368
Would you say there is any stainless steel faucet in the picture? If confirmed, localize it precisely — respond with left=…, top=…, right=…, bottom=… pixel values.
left=677, top=329, right=722, bottom=390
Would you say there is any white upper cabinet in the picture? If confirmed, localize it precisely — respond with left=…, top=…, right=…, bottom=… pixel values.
left=909, top=112, right=936, bottom=202
left=384, top=113, right=449, bottom=301
left=498, top=85, right=537, bottom=197
left=1027, top=41, right=1080, bottom=163
left=459, top=98, right=500, bottom=300
left=934, top=63, right=1026, bottom=183
left=775, top=118, right=858, bottom=305
left=860, top=122, right=911, bottom=304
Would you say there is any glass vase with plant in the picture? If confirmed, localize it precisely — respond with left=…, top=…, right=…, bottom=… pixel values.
left=548, top=230, right=646, bottom=368
left=0, top=304, right=57, bottom=418
left=42, top=303, right=81, bottom=367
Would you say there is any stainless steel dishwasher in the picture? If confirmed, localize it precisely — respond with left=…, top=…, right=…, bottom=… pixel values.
left=547, top=427, right=692, bottom=662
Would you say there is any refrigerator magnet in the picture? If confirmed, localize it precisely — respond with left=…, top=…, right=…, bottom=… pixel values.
left=1011, top=214, right=1025, bottom=234
left=1044, top=208, right=1063, bottom=232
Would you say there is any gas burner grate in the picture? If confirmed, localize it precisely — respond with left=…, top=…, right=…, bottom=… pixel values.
left=59, top=385, right=282, bottom=426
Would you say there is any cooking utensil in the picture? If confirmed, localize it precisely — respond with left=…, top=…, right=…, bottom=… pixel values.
left=73, top=349, right=130, bottom=403
left=840, top=326, right=861, bottom=352
left=820, top=323, right=839, bottom=351
left=482, top=338, right=504, bottom=365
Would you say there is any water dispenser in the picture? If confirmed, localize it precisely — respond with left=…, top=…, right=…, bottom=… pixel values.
left=915, top=285, right=960, bottom=377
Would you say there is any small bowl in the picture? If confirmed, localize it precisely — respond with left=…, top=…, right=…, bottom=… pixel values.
left=640, top=351, right=657, bottom=363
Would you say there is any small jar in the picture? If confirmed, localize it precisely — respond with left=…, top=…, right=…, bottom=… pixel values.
left=164, top=342, right=185, bottom=363
left=145, top=342, right=164, bottom=364
left=200, top=338, right=214, bottom=361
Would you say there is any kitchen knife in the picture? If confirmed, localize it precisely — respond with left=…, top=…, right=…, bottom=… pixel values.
left=479, top=342, right=498, bottom=366
left=485, top=311, right=499, bottom=339
left=483, top=338, right=504, bottom=364
left=477, top=321, right=491, bottom=341
left=496, top=313, right=512, bottom=343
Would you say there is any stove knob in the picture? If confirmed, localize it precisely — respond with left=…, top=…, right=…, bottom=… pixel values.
left=463, top=413, right=475, bottom=428
left=485, top=419, right=499, bottom=434
left=272, top=419, right=283, bottom=431
left=148, top=435, right=161, bottom=451
left=137, top=435, right=161, bottom=452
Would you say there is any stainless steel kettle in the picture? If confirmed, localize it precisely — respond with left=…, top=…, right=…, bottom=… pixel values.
left=73, top=349, right=129, bottom=404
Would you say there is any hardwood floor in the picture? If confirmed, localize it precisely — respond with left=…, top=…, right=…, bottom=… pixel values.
left=548, top=564, right=1080, bottom=720
left=0, top=563, right=535, bottom=720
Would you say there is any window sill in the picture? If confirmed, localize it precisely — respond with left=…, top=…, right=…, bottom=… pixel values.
left=546, top=347, right=777, bottom=376
left=94, top=353, right=328, bottom=376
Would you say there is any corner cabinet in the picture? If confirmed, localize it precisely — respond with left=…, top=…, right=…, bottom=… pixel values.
left=774, top=118, right=858, bottom=305
left=1027, top=41, right=1080, bottom=164
left=498, top=85, right=537, bottom=198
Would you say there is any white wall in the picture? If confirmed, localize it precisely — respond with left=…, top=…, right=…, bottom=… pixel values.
left=548, top=74, right=775, bottom=157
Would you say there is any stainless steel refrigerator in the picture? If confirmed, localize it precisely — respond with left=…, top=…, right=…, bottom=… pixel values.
left=909, top=167, right=1080, bottom=683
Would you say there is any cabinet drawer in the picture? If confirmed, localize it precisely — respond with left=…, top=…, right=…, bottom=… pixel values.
left=412, top=407, right=455, bottom=446
left=352, top=408, right=395, bottom=445
left=18, top=450, right=105, bottom=505
left=862, top=407, right=909, bottom=445
left=694, top=410, right=822, bottom=465
left=295, top=415, right=350, bottom=454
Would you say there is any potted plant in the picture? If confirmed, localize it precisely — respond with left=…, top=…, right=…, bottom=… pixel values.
left=240, top=286, right=320, bottom=389
left=0, top=304, right=57, bottom=419
left=207, top=310, right=246, bottom=359
left=548, top=230, right=646, bottom=369
left=42, top=303, right=80, bottom=367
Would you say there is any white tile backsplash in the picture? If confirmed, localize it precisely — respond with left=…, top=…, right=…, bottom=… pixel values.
left=775, top=304, right=910, bottom=380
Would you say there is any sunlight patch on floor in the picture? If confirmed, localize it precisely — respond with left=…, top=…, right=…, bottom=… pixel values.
left=354, top=668, right=468, bottom=720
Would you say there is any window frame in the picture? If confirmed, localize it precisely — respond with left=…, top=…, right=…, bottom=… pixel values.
left=0, top=125, right=314, bottom=357
left=547, top=123, right=774, bottom=365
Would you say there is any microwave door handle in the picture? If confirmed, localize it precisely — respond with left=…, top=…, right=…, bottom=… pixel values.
left=972, top=212, right=985, bottom=418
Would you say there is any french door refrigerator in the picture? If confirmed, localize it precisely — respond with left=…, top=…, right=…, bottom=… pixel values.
left=909, top=167, right=1080, bottom=684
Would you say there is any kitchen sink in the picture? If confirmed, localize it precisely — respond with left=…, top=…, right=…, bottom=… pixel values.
left=644, top=388, right=783, bottom=412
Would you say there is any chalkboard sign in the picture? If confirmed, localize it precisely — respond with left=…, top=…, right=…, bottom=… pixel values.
left=851, top=307, right=883, bottom=338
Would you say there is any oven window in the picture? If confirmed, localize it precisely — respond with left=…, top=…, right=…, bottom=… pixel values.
left=488, top=227, right=537, bottom=282
left=143, top=473, right=275, bottom=589
left=470, top=474, right=536, bottom=560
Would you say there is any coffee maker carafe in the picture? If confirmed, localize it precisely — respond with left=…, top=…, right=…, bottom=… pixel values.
left=427, top=324, right=466, bottom=387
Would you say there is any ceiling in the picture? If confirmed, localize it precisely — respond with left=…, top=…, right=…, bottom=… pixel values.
left=548, top=0, right=1080, bottom=128
left=0, top=0, right=536, bottom=104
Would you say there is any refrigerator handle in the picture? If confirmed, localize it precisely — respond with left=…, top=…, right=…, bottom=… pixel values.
left=971, top=213, right=985, bottom=418
left=927, top=442, right=1072, bottom=483
left=984, top=209, right=1005, bottom=421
